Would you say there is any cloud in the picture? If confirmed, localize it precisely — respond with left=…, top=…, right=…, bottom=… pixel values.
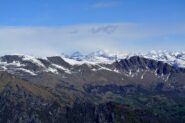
left=0, top=23, right=185, bottom=56
left=91, top=25, right=118, bottom=34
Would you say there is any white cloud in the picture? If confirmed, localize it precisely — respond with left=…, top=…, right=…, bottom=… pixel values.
left=0, top=23, right=184, bottom=56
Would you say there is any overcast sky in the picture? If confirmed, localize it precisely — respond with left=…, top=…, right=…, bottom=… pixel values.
left=0, top=0, right=185, bottom=56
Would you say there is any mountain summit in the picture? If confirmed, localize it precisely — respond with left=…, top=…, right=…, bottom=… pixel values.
left=64, top=50, right=185, bottom=67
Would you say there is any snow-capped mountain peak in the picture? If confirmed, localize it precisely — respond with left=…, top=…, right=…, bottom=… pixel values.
left=0, top=50, right=185, bottom=77
left=66, top=50, right=128, bottom=64
left=141, top=50, right=185, bottom=68
left=70, top=51, right=84, bottom=59
left=64, top=50, right=185, bottom=68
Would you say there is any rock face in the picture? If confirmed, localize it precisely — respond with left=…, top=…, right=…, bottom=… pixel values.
left=0, top=53, right=185, bottom=123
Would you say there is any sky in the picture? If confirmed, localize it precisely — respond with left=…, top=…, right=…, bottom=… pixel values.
left=0, top=0, right=185, bottom=56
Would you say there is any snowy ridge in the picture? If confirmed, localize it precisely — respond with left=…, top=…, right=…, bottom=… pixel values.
left=63, top=50, right=185, bottom=68
left=0, top=50, right=185, bottom=76
left=141, top=50, right=185, bottom=68
left=63, top=50, right=128, bottom=65
left=21, top=55, right=45, bottom=67
left=0, top=54, right=71, bottom=76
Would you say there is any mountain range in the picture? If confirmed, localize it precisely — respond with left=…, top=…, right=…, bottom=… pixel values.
left=0, top=50, right=185, bottom=123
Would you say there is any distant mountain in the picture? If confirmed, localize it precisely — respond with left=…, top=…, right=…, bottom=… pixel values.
left=69, top=51, right=85, bottom=60
left=142, top=50, right=185, bottom=68
left=66, top=50, right=128, bottom=64
left=66, top=50, right=185, bottom=67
